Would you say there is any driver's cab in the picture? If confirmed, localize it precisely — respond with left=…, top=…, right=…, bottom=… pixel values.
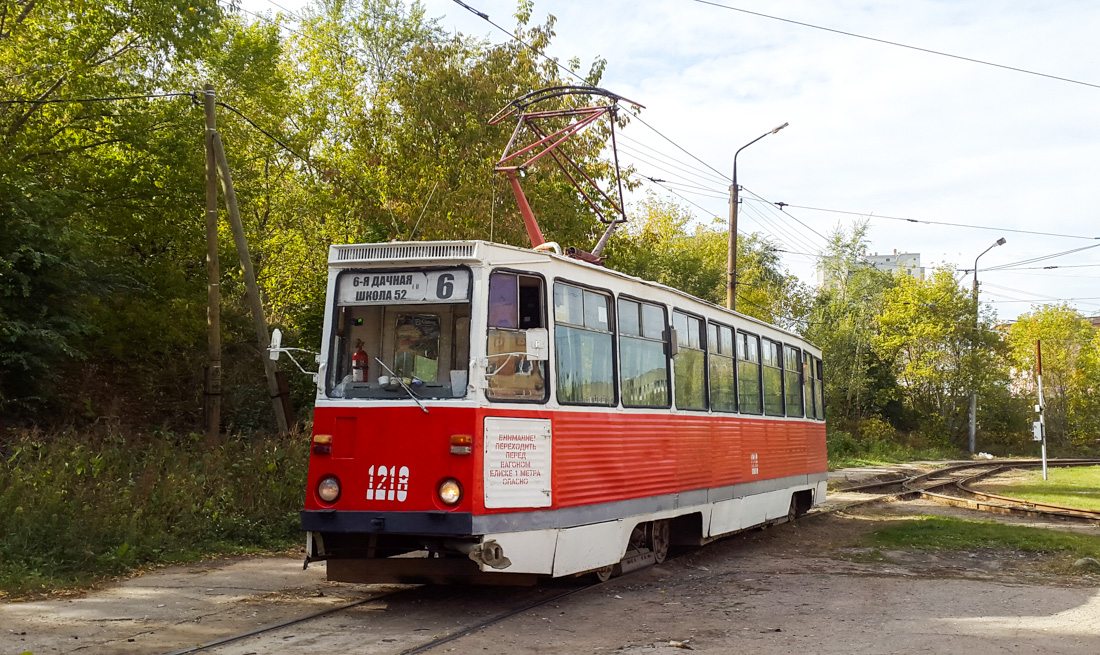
left=326, top=269, right=472, bottom=400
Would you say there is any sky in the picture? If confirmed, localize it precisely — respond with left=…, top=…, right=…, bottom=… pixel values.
left=241, top=0, right=1100, bottom=321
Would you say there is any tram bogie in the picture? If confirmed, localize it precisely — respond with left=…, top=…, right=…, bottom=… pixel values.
left=298, top=240, right=827, bottom=584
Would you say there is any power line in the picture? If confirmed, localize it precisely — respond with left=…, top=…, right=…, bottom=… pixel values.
left=0, top=92, right=194, bottom=105
left=985, top=243, right=1100, bottom=271
left=616, top=143, right=727, bottom=189
left=616, top=133, right=730, bottom=186
left=688, top=0, right=1100, bottom=91
left=448, top=0, right=736, bottom=186
left=215, top=100, right=315, bottom=169
left=779, top=202, right=1099, bottom=241
left=740, top=188, right=829, bottom=244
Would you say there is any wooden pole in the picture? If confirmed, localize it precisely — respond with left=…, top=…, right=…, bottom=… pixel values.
left=211, top=131, right=291, bottom=434
left=202, top=84, right=222, bottom=442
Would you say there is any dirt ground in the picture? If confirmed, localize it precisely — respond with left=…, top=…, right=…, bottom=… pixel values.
left=3, top=468, right=1099, bottom=655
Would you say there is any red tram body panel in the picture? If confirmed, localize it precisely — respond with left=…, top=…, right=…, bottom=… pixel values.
left=299, top=241, right=827, bottom=583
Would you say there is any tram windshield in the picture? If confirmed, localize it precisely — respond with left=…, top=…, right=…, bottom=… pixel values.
left=326, top=269, right=471, bottom=400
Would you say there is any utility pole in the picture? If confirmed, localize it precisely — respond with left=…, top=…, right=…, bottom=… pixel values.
left=212, top=132, right=291, bottom=434
left=726, top=175, right=740, bottom=310
left=967, top=236, right=1006, bottom=454
left=726, top=122, right=788, bottom=310
left=1035, top=340, right=1048, bottom=480
left=202, top=84, right=222, bottom=443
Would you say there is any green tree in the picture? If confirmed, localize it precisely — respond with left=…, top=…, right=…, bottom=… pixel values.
left=0, top=0, right=224, bottom=414
left=873, top=268, right=1002, bottom=443
left=1006, top=305, right=1100, bottom=450
left=804, top=223, right=899, bottom=431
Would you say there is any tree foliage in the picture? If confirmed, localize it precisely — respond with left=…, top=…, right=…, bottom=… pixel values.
left=1007, top=305, right=1100, bottom=449
left=1, top=0, right=1096, bottom=459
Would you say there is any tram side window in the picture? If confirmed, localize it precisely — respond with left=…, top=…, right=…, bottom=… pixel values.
left=554, top=282, right=615, bottom=406
left=814, top=357, right=826, bottom=420
left=784, top=345, right=804, bottom=417
left=486, top=271, right=547, bottom=402
left=708, top=322, right=736, bottom=412
left=619, top=299, right=670, bottom=407
left=673, top=311, right=706, bottom=410
left=762, top=338, right=784, bottom=416
left=803, top=351, right=816, bottom=419
left=737, top=331, right=763, bottom=414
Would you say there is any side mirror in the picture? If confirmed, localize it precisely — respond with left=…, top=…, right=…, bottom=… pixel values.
left=269, top=328, right=283, bottom=361
left=525, top=327, right=549, bottom=361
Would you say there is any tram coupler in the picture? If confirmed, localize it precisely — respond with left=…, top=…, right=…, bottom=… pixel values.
left=446, top=539, right=512, bottom=570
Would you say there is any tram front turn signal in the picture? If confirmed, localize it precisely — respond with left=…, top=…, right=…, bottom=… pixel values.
left=449, top=434, right=473, bottom=455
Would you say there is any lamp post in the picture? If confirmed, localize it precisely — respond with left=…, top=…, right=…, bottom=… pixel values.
left=727, top=122, right=789, bottom=310
left=968, top=236, right=1007, bottom=454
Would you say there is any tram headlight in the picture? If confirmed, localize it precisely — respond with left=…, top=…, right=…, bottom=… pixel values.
left=438, top=478, right=462, bottom=505
left=317, top=475, right=341, bottom=503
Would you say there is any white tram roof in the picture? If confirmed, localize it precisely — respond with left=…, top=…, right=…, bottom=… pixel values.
left=329, top=240, right=818, bottom=353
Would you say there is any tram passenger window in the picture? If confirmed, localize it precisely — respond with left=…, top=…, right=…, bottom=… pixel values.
left=673, top=311, right=706, bottom=410
left=486, top=271, right=547, bottom=402
left=803, top=351, right=816, bottom=419
left=619, top=299, right=669, bottom=407
left=554, top=282, right=615, bottom=406
left=814, top=357, right=825, bottom=420
left=762, top=338, right=784, bottom=416
left=784, top=345, right=804, bottom=417
left=708, top=322, right=736, bottom=412
left=737, top=331, right=763, bottom=415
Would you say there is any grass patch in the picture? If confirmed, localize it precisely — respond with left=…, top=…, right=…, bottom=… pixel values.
left=0, top=429, right=308, bottom=598
left=868, top=515, right=1100, bottom=561
left=983, top=466, right=1100, bottom=512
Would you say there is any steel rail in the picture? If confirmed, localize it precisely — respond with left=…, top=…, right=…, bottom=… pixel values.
left=156, top=577, right=601, bottom=655
left=828, top=459, right=1100, bottom=524
left=157, top=588, right=408, bottom=655
left=397, top=583, right=594, bottom=654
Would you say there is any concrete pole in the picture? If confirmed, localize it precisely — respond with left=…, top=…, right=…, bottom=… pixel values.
left=968, top=237, right=1005, bottom=454
left=726, top=122, right=788, bottom=311
left=726, top=171, right=739, bottom=310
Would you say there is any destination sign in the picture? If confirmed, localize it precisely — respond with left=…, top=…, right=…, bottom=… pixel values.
left=338, top=269, right=470, bottom=305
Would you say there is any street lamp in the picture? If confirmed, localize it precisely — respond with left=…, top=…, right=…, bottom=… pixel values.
left=726, top=122, right=789, bottom=310
left=968, top=236, right=1007, bottom=454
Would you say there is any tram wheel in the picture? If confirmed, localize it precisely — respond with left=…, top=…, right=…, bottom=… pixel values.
left=649, top=519, right=671, bottom=564
left=787, top=496, right=798, bottom=523
left=593, top=565, right=615, bottom=583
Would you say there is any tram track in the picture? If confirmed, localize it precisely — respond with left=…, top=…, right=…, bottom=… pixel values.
left=830, top=458, right=1100, bottom=525
left=157, top=576, right=603, bottom=655
left=163, top=459, right=1099, bottom=654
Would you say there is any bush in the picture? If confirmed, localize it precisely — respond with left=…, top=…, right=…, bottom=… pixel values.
left=828, top=419, right=960, bottom=468
left=0, top=428, right=308, bottom=597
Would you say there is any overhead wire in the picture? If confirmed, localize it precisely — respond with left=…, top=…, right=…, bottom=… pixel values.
left=739, top=188, right=830, bottom=244
left=0, top=92, right=195, bottom=105
left=687, top=0, right=1100, bottom=91
left=616, top=133, right=731, bottom=186
left=984, top=242, right=1100, bottom=271
left=777, top=203, right=1099, bottom=241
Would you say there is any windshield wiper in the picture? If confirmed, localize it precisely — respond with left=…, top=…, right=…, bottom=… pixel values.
left=373, top=357, right=429, bottom=414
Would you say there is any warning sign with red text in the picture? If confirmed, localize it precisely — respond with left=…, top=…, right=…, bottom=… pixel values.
left=483, top=417, right=552, bottom=508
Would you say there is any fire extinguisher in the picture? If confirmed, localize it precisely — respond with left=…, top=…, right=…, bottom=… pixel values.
left=352, top=340, right=369, bottom=382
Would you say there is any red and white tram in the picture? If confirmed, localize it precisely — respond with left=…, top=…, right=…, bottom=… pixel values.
left=299, top=239, right=826, bottom=583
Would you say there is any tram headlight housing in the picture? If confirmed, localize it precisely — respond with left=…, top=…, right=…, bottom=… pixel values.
left=317, top=475, right=341, bottom=503
left=438, top=478, right=462, bottom=505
